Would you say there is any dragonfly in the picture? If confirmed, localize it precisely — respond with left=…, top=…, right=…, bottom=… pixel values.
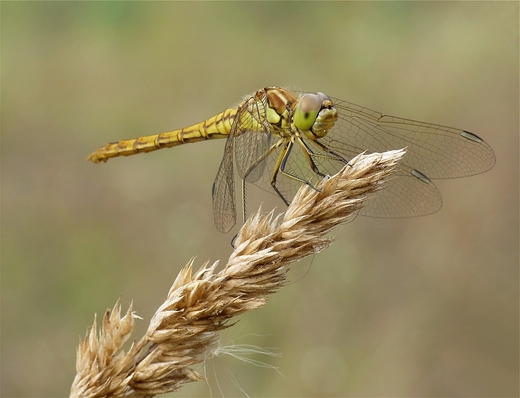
left=88, top=86, right=496, bottom=233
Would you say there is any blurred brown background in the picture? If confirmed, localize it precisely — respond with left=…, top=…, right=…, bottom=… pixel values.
left=2, top=2, right=518, bottom=397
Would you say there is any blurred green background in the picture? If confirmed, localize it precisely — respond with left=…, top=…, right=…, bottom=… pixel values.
left=2, top=2, right=518, bottom=397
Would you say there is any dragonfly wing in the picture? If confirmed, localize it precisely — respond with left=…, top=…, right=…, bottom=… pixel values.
left=233, top=93, right=272, bottom=183
left=314, top=98, right=495, bottom=218
left=212, top=93, right=276, bottom=232
left=329, top=99, right=496, bottom=179
left=212, top=133, right=236, bottom=233
left=319, top=128, right=445, bottom=218
left=360, top=163, right=442, bottom=217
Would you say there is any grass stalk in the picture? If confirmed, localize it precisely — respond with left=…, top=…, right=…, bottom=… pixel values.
left=70, top=149, right=405, bottom=397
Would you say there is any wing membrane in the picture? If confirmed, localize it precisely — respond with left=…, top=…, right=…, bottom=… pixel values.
left=212, top=130, right=237, bottom=233
left=329, top=99, right=496, bottom=179
left=215, top=90, right=496, bottom=228
left=233, top=93, right=272, bottom=183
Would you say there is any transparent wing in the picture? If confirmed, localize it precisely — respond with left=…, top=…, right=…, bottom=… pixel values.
left=328, top=99, right=496, bottom=178
left=212, top=130, right=237, bottom=233
left=311, top=98, right=496, bottom=217
left=233, top=93, right=272, bottom=183
left=211, top=94, right=275, bottom=233
left=215, top=92, right=496, bottom=228
left=362, top=163, right=442, bottom=218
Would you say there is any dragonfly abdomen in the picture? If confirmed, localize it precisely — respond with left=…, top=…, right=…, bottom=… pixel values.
left=87, top=108, right=236, bottom=163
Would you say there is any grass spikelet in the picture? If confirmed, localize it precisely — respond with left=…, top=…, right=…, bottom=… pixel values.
left=70, top=149, right=405, bottom=397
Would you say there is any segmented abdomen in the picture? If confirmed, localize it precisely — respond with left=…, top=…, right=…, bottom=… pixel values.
left=87, top=108, right=237, bottom=163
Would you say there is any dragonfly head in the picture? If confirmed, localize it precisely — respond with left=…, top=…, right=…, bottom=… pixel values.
left=294, top=92, right=338, bottom=139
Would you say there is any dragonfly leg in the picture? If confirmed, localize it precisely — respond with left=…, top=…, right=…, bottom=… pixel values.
left=273, top=140, right=322, bottom=203
left=242, top=141, right=279, bottom=183
left=269, top=141, right=292, bottom=206
left=241, top=137, right=288, bottom=205
left=305, top=138, right=350, bottom=166
left=293, top=136, right=350, bottom=181
left=275, top=135, right=352, bottom=201
left=296, top=138, right=329, bottom=178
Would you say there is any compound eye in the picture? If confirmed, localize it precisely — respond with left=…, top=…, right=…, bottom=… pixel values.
left=294, top=93, right=321, bottom=131
left=316, top=92, right=331, bottom=102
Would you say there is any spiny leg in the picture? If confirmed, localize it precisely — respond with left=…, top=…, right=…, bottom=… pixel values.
left=271, top=140, right=322, bottom=205
left=296, top=137, right=329, bottom=178
left=310, top=138, right=351, bottom=165
left=272, top=136, right=347, bottom=204
left=241, top=138, right=286, bottom=215
left=270, top=141, right=293, bottom=206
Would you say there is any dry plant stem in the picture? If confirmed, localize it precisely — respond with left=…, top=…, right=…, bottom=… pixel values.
left=70, top=149, right=406, bottom=398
